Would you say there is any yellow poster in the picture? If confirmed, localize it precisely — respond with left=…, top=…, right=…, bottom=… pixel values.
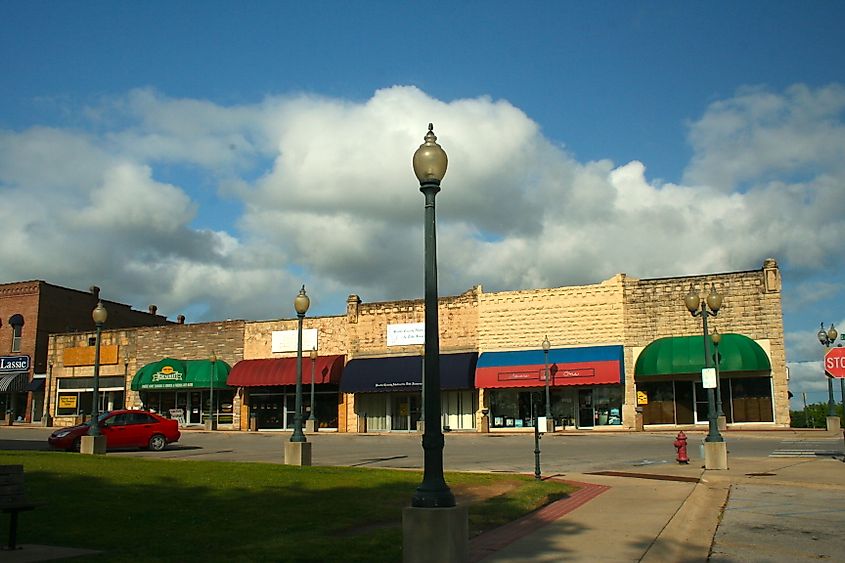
left=636, top=391, right=648, bottom=405
left=58, top=395, right=78, bottom=409
left=399, top=403, right=409, bottom=417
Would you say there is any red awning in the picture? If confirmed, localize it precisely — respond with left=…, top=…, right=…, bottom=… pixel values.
left=228, top=355, right=345, bottom=387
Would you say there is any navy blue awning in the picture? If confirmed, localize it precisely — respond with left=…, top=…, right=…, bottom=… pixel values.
left=340, top=352, right=478, bottom=393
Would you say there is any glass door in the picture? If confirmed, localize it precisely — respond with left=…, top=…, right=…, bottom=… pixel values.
left=188, top=391, right=203, bottom=424
left=578, top=389, right=594, bottom=428
left=391, top=395, right=412, bottom=431
left=694, top=382, right=709, bottom=424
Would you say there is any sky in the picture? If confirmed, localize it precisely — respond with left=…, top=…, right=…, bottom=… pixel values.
left=1, top=2, right=844, bottom=408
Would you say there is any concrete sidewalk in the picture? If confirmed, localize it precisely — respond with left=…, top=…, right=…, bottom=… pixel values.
left=472, top=454, right=845, bottom=562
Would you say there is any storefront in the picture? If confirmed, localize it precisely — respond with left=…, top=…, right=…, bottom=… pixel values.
left=54, top=376, right=125, bottom=420
left=635, top=334, right=774, bottom=425
left=341, top=352, right=478, bottom=432
left=228, top=355, right=344, bottom=431
left=476, top=346, right=625, bottom=430
left=0, top=355, right=30, bottom=421
left=132, top=358, right=234, bottom=427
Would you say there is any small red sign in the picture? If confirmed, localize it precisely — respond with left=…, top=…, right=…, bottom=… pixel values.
left=824, top=347, right=845, bottom=379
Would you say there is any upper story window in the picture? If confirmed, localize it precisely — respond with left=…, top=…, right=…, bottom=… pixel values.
left=8, top=314, right=24, bottom=353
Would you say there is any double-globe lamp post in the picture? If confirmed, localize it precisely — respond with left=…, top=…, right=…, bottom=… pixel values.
left=88, top=300, right=108, bottom=437
left=684, top=284, right=724, bottom=443
left=291, top=285, right=310, bottom=444
left=308, top=347, right=318, bottom=430
left=817, top=323, right=839, bottom=417
left=411, top=123, right=454, bottom=509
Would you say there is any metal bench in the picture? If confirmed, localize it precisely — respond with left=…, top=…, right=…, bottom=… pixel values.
left=0, top=465, right=37, bottom=551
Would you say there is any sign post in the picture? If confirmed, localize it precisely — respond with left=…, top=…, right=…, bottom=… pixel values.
left=824, top=347, right=845, bottom=379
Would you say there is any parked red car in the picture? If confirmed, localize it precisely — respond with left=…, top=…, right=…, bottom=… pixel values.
left=48, top=410, right=181, bottom=452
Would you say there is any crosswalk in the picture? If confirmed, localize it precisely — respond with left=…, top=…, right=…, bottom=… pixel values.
left=769, top=437, right=844, bottom=458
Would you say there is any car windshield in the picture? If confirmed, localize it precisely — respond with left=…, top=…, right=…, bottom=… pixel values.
left=82, top=412, right=114, bottom=427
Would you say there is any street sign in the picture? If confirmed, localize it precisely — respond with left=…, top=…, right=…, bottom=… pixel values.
left=824, top=347, right=845, bottom=378
left=701, top=367, right=717, bottom=388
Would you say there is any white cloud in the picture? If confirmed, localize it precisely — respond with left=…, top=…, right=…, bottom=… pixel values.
left=1, top=83, right=844, bottom=356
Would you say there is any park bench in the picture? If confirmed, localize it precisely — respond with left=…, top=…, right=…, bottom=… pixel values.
left=1, top=464, right=37, bottom=551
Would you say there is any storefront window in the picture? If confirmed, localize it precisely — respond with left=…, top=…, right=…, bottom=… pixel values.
left=489, top=389, right=546, bottom=428
left=729, top=377, right=773, bottom=422
left=594, top=386, right=623, bottom=425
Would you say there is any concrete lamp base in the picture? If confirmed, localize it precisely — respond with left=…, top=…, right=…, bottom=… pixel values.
left=80, top=435, right=107, bottom=455
left=717, top=415, right=727, bottom=432
left=546, top=419, right=556, bottom=434
left=305, top=419, right=319, bottom=433
left=402, top=505, right=468, bottom=563
left=703, top=441, right=728, bottom=470
left=284, top=441, right=312, bottom=466
left=826, top=416, right=841, bottom=434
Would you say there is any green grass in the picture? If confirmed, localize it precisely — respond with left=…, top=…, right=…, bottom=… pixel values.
left=1, top=451, right=575, bottom=562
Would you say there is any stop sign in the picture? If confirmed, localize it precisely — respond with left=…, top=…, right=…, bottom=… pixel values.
left=824, top=347, right=845, bottom=378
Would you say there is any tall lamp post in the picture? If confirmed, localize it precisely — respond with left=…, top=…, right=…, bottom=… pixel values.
left=292, top=286, right=309, bottom=443
left=542, top=336, right=553, bottom=433
left=208, top=351, right=217, bottom=431
left=411, top=123, right=453, bottom=509
left=817, top=323, right=840, bottom=426
left=82, top=300, right=108, bottom=455
left=306, top=347, right=318, bottom=433
left=285, top=285, right=312, bottom=466
left=712, top=328, right=726, bottom=429
left=403, top=123, right=467, bottom=563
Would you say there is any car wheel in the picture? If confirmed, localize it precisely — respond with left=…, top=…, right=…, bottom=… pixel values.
left=148, top=434, right=167, bottom=451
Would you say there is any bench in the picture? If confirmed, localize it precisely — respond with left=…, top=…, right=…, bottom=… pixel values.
left=0, top=465, right=37, bottom=551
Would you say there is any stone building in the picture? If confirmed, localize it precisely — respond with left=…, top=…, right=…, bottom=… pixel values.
left=42, top=259, right=788, bottom=431
left=1, top=281, right=169, bottom=423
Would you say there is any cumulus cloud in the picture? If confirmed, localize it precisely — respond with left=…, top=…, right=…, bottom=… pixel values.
left=1, top=83, right=844, bottom=370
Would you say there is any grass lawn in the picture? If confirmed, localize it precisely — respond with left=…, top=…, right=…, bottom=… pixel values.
left=2, top=451, right=575, bottom=562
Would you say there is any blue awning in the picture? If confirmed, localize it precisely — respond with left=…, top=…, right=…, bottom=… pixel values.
left=476, top=346, right=625, bottom=388
left=340, top=352, right=478, bottom=393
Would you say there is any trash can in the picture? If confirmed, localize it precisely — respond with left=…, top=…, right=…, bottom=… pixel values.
left=249, top=414, right=258, bottom=432
left=357, top=413, right=367, bottom=433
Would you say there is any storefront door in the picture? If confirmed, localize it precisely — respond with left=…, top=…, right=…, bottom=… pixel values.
left=578, top=389, right=594, bottom=428
left=189, top=391, right=203, bottom=424
left=390, top=394, right=419, bottom=431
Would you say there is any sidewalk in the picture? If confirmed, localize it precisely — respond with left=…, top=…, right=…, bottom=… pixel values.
left=471, top=453, right=845, bottom=562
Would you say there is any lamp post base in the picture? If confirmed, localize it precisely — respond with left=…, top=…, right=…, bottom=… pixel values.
left=717, top=415, right=727, bottom=432
left=305, top=419, right=319, bottom=433
left=284, top=441, right=312, bottom=466
left=479, top=415, right=489, bottom=433
left=826, top=416, right=841, bottom=434
left=402, top=505, right=468, bottom=563
left=416, top=420, right=425, bottom=433
left=703, top=441, right=728, bottom=470
left=80, top=435, right=107, bottom=455
left=545, top=418, right=556, bottom=433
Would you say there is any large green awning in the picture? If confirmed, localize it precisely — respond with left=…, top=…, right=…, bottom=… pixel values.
left=635, top=334, right=771, bottom=378
left=131, top=358, right=232, bottom=391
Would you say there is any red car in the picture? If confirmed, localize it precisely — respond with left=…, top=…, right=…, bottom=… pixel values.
left=48, top=410, right=181, bottom=452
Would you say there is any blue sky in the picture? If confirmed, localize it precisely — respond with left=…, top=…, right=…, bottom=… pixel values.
left=1, top=2, right=844, bottom=406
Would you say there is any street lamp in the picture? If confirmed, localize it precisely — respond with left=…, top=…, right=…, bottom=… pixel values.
left=711, top=328, right=725, bottom=420
left=817, top=323, right=839, bottom=417
left=542, top=336, right=553, bottom=433
left=308, top=347, right=318, bottom=431
left=411, top=123, right=454, bottom=509
left=533, top=393, right=542, bottom=480
left=208, top=351, right=217, bottom=431
left=89, top=300, right=108, bottom=437
left=684, top=284, right=723, bottom=443
left=291, top=285, right=310, bottom=443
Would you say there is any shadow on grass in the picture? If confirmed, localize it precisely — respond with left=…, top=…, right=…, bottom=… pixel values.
left=3, top=451, right=575, bottom=563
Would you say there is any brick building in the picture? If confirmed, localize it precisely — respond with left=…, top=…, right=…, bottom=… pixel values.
left=43, top=259, right=788, bottom=432
left=0, top=281, right=170, bottom=423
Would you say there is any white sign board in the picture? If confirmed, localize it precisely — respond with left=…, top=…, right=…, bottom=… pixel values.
left=272, top=329, right=318, bottom=353
left=537, top=416, right=548, bottom=432
left=387, top=323, right=425, bottom=346
left=701, top=367, right=717, bottom=389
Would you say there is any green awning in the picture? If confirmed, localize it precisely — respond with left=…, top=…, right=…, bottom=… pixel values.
left=131, top=358, right=232, bottom=391
left=635, top=334, right=771, bottom=378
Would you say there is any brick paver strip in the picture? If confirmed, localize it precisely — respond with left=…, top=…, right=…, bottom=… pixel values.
left=469, top=480, right=610, bottom=562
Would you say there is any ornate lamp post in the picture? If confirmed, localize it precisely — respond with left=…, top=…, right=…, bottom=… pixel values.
left=291, top=286, right=310, bottom=444
left=81, top=300, right=108, bottom=455
left=684, top=284, right=724, bottom=444
left=711, top=328, right=725, bottom=422
left=89, top=301, right=108, bottom=435
left=402, top=123, right=467, bottom=563
left=817, top=323, right=839, bottom=417
left=410, top=123, right=454, bottom=509
left=208, top=351, right=217, bottom=430
left=542, top=336, right=553, bottom=433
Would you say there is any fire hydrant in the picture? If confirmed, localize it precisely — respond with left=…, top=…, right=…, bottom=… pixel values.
left=673, top=431, right=689, bottom=464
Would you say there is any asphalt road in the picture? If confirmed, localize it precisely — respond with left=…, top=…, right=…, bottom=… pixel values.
left=1, top=426, right=831, bottom=475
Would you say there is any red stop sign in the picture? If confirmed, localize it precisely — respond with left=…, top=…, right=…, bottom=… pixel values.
left=824, top=347, right=845, bottom=378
